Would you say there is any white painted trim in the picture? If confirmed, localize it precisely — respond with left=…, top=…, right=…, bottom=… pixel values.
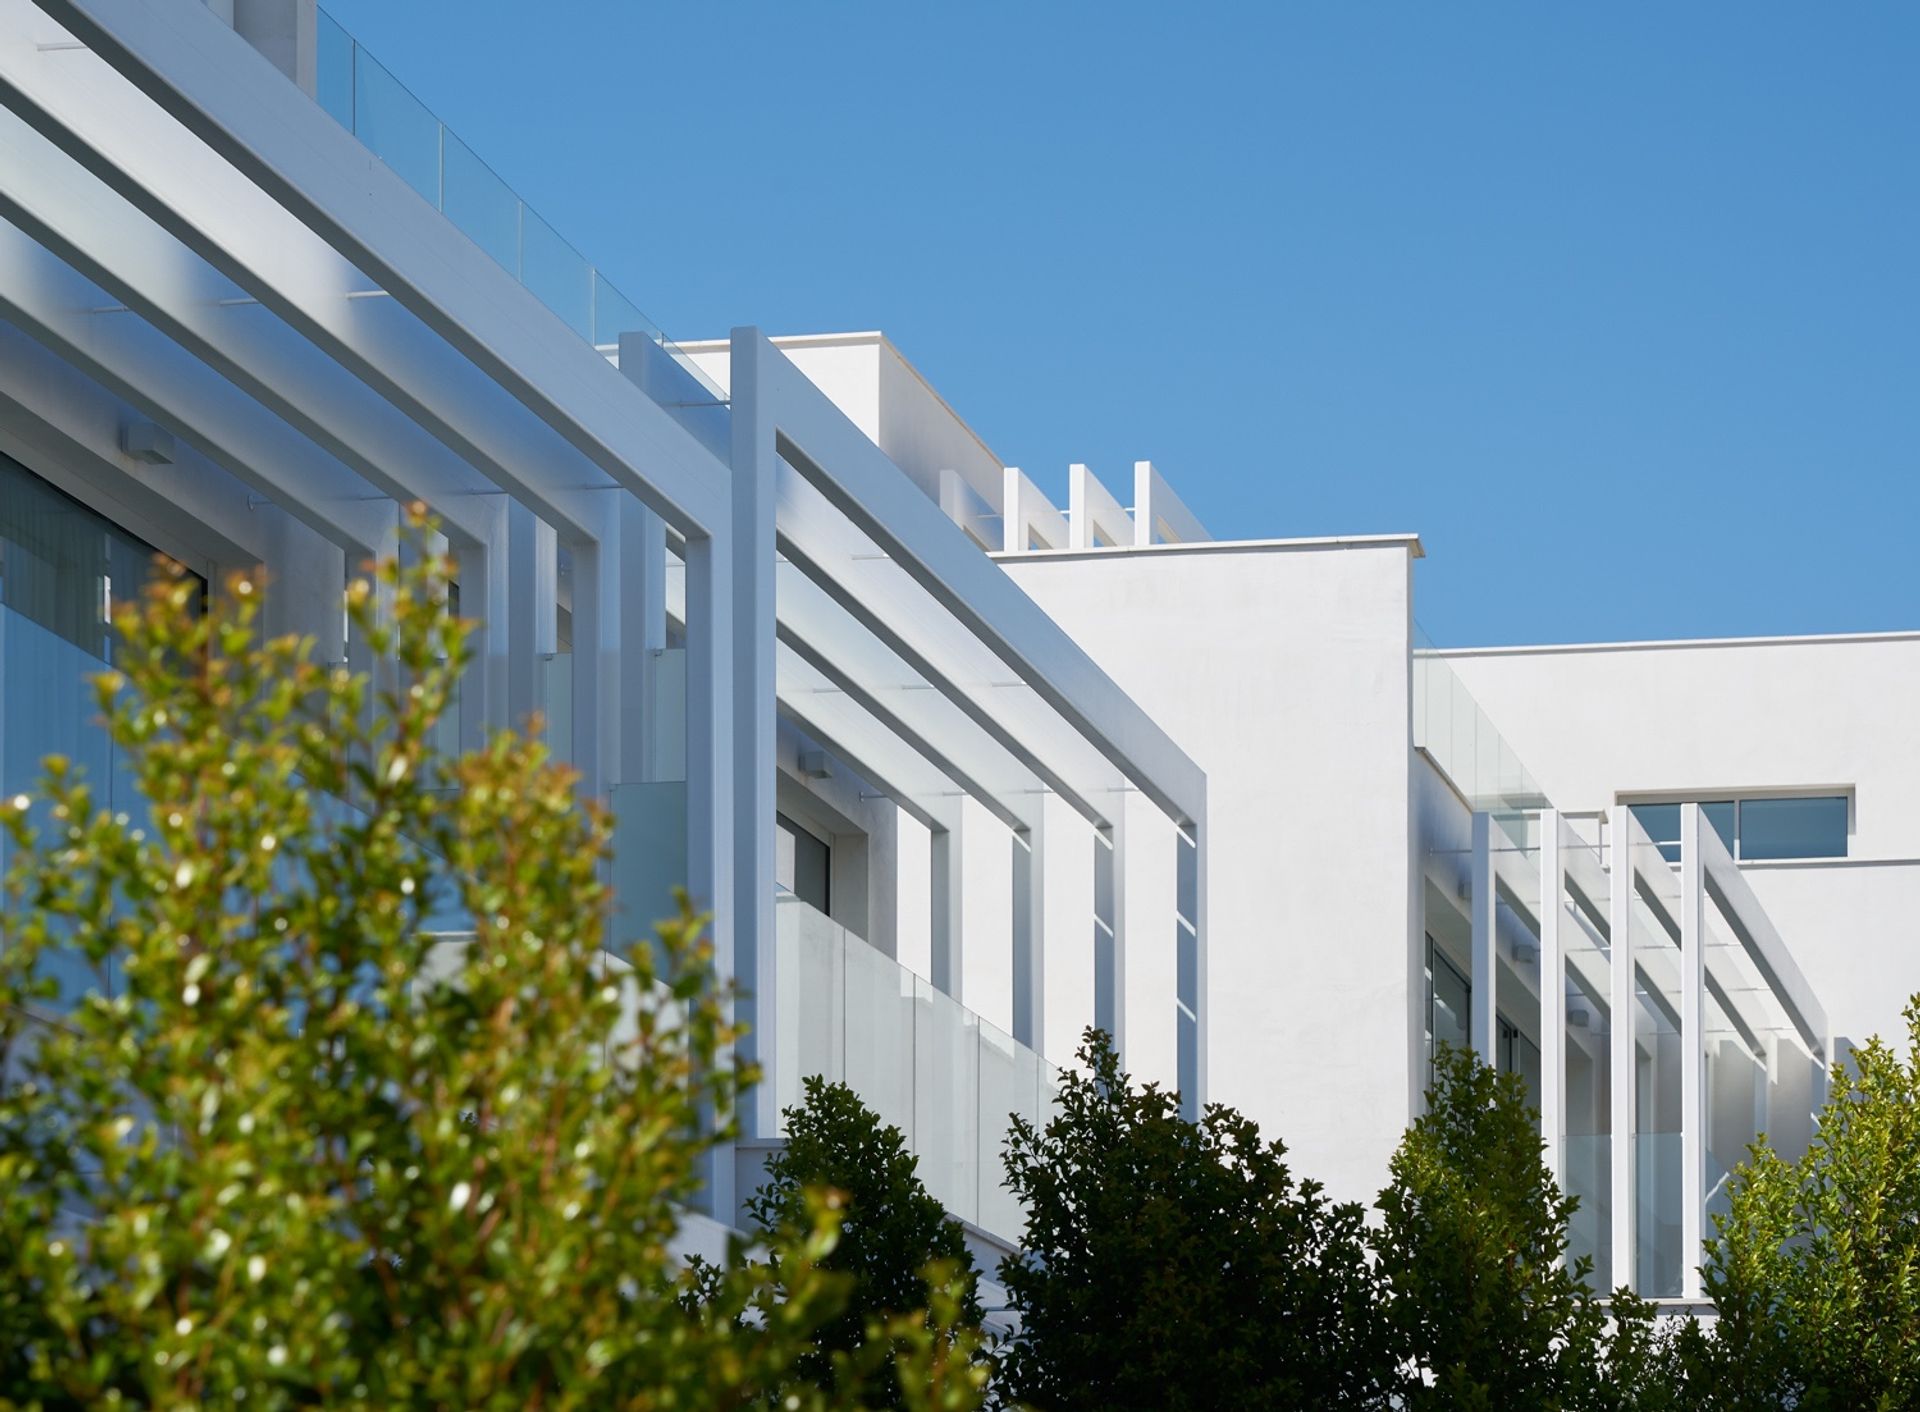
left=994, top=532, right=1426, bottom=563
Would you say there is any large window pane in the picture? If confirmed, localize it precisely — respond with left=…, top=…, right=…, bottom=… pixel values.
left=1738, top=796, right=1848, bottom=861
left=1703, top=801, right=1736, bottom=854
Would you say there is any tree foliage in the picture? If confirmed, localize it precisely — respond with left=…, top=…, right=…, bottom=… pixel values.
left=995, top=1028, right=1391, bottom=1411
left=746, top=1077, right=986, bottom=1409
left=1374, top=1042, right=1663, bottom=1412
left=1681, top=997, right=1920, bottom=1410
left=0, top=512, right=975, bottom=1410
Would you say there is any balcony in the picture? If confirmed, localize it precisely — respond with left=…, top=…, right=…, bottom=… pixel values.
left=774, top=893, right=1059, bottom=1243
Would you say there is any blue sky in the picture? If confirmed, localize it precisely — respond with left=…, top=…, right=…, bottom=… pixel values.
left=321, top=1, right=1918, bottom=646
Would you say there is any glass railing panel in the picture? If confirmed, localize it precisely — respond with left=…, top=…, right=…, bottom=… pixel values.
left=520, top=209, right=594, bottom=344
left=770, top=894, right=1054, bottom=1240
left=1564, top=1133, right=1611, bottom=1289
left=607, top=781, right=687, bottom=957
left=913, top=974, right=979, bottom=1226
left=977, top=1016, right=1039, bottom=1241
left=312, top=9, right=727, bottom=410
left=843, top=931, right=917, bottom=1145
left=592, top=272, right=661, bottom=352
left=536, top=651, right=571, bottom=767
left=1634, top=1132, right=1684, bottom=1298
left=441, top=130, right=519, bottom=274
left=774, top=897, right=846, bottom=1122
left=315, top=8, right=353, bottom=129
left=350, top=44, right=440, bottom=207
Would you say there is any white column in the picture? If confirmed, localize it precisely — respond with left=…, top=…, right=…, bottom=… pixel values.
left=1608, top=805, right=1637, bottom=1294
left=931, top=817, right=963, bottom=999
left=1181, top=818, right=1206, bottom=1115
left=1113, top=810, right=1121, bottom=1068
left=957, top=796, right=1015, bottom=1035
left=682, top=524, right=733, bottom=1223
left=728, top=329, right=779, bottom=1141
left=1470, top=811, right=1499, bottom=1065
left=568, top=530, right=601, bottom=796
left=1540, top=810, right=1566, bottom=1188
left=503, top=500, right=539, bottom=735
left=1012, top=805, right=1046, bottom=1051
left=1679, top=802, right=1708, bottom=1301
left=1041, top=795, right=1095, bottom=1066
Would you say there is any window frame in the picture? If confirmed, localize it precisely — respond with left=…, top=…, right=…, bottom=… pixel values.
left=1625, top=790, right=1853, bottom=864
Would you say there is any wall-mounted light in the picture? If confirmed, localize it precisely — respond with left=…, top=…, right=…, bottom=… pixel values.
left=798, top=749, right=832, bottom=780
left=120, top=419, right=175, bottom=465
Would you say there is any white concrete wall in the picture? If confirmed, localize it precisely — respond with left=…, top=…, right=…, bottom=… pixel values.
left=1443, top=635, right=1920, bottom=1051
left=1005, top=540, right=1419, bottom=1205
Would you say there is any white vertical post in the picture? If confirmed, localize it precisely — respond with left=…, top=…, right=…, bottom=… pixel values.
left=503, top=500, right=538, bottom=734
left=1190, top=813, right=1208, bottom=1113
left=931, top=816, right=963, bottom=999
left=1013, top=807, right=1045, bottom=1051
left=1609, top=805, right=1637, bottom=1294
left=1679, top=802, right=1708, bottom=1302
left=1108, top=807, right=1128, bottom=1066
left=568, top=531, right=601, bottom=797
left=682, top=523, right=734, bottom=1222
left=729, top=328, right=779, bottom=1142
left=1470, top=811, right=1498, bottom=1065
left=1540, top=810, right=1566, bottom=1188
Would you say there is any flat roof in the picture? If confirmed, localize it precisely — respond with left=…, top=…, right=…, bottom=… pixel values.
left=1434, top=628, right=1920, bottom=658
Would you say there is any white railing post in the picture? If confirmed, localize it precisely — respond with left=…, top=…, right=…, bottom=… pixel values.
left=1609, top=805, right=1637, bottom=1294
left=1470, top=812, right=1498, bottom=1065
left=1680, top=803, right=1708, bottom=1301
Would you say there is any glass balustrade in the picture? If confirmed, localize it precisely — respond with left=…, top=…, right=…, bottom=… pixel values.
left=774, top=893, right=1056, bottom=1240
left=313, top=8, right=726, bottom=403
left=1413, top=627, right=1548, bottom=843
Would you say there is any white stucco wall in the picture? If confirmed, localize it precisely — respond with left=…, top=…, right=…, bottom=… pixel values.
left=1004, top=540, right=1420, bottom=1205
left=1443, top=634, right=1920, bottom=1051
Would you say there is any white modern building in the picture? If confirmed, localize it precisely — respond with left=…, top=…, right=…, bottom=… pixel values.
left=1, top=0, right=1911, bottom=1307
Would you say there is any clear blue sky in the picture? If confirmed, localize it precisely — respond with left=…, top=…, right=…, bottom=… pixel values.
left=322, top=1, right=1918, bottom=646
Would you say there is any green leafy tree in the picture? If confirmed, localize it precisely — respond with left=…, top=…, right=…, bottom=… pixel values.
left=1682, top=996, right=1920, bottom=1411
left=996, top=1028, right=1391, bottom=1411
left=1374, top=1043, right=1660, bottom=1412
left=745, top=1077, right=986, bottom=1409
left=0, top=512, right=978, bottom=1410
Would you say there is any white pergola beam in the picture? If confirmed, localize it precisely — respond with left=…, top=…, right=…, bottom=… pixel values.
left=23, top=0, right=731, bottom=538
left=1696, top=820, right=1828, bottom=1054
left=0, top=110, right=495, bottom=549
left=751, top=334, right=1205, bottom=829
left=0, top=220, right=393, bottom=560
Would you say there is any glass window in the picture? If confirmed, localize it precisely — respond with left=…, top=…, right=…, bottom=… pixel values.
left=1738, top=796, right=1848, bottom=861
left=775, top=812, right=830, bottom=915
left=1631, top=800, right=1733, bottom=863
left=1426, top=936, right=1469, bottom=1069
left=0, top=451, right=194, bottom=661
left=1632, top=795, right=1848, bottom=863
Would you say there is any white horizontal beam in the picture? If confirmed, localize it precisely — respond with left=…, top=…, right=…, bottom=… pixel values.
left=0, top=103, right=498, bottom=548
left=754, top=335, right=1205, bottom=829
left=0, top=219, right=394, bottom=559
left=1696, top=818, right=1828, bottom=1053
left=23, top=0, right=731, bottom=537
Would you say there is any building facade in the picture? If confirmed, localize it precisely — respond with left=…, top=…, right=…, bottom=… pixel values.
left=1, top=0, right=1910, bottom=1304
